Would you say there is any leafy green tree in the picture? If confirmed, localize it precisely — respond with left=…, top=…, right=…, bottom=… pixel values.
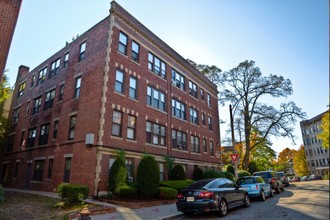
left=0, top=74, right=10, bottom=149
left=225, top=164, right=235, bottom=176
left=293, top=145, right=309, bottom=176
left=187, top=59, right=222, bottom=85
left=108, top=156, right=127, bottom=196
left=219, top=60, right=306, bottom=169
left=164, top=155, right=174, bottom=180
left=192, top=167, right=204, bottom=180
left=277, top=148, right=294, bottom=173
left=318, top=109, right=329, bottom=149
left=137, top=155, right=160, bottom=198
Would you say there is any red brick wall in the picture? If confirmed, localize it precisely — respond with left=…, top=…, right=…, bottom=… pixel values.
left=0, top=0, right=22, bottom=80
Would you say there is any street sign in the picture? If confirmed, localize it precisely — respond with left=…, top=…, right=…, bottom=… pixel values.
left=230, top=154, right=239, bottom=163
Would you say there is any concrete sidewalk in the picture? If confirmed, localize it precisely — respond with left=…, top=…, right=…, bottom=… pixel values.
left=5, top=188, right=183, bottom=220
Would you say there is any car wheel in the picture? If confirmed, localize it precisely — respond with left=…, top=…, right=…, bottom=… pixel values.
left=270, top=188, right=274, bottom=197
left=275, top=185, right=280, bottom=194
left=243, top=194, right=250, bottom=207
left=260, top=190, right=266, bottom=201
left=218, top=199, right=228, bottom=217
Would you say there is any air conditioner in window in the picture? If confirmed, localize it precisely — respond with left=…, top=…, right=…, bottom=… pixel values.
left=128, top=177, right=134, bottom=183
left=177, top=145, right=183, bottom=150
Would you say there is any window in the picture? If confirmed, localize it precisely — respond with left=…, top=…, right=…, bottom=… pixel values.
left=112, top=110, right=122, bottom=137
left=125, top=159, right=134, bottom=180
left=189, top=81, right=197, bottom=98
left=200, top=89, right=204, bottom=100
left=38, top=67, right=47, bottom=85
left=44, top=89, right=55, bottom=110
left=115, top=70, right=124, bottom=94
left=20, top=130, right=25, bottom=146
left=14, top=161, right=19, bottom=178
left=32, top=96, right=42, bottom=115
left=63, top=52, right=69, bottom=68
left=172, top=99, right=186, bottom=120
left=210, top=141, right=214, bottom=155
left=202, top=113, right=206, bottom=126
left=172, top=130, right=187, bottom=150
left=191, top=135, right=200, bottom=153
left=131, top=40, right=139, bottom=62
left=127, top=115, right=136, bottom=140
left=17, top=82, right=26, bottom=97
left=148, top=52, right=166, bottom=78
left=6, top=135, right=14, bottom=153
left=159, top=163, right=164, bottom=181
left=49, top=58, right=61, bottom=78
left=79, top=42, right=86, bottom=62
left=68, top=115, right=76, bottom=140
left=147, top=86, right=165, bottom=111
left=207, top=93, right=211, bottom=107
left=31, top=74, right=36, bottom=87
left=203, top=138, right=207, bottom=152
left=129, top=77, right=137, bottom=99
left=190, top=108, right=198, bottom=125
left=208, top=117, right=213, bottom=131
left=171, top=69, right=185, bottom=90
left=47, top=159, right=53, bottom=179
left=38, top=123, right=50, bottom=145
left=53, top=120, right=58, bottom=139
left=27, top=128, right=37, bottom=148
left=63, top=157, right=71, bottom=183
left=58, top=84, right=64, bottom=101
left=0, top=163, right=9, bottom=181
left=74, top=76, right=81, bottom=98
left=33, top=160, right=45, bottom=181
left=146, top=121, right=166, bottom=146
left=13, top=107, right=20, bottom=123
left=118, top=32, right=127, bottom=55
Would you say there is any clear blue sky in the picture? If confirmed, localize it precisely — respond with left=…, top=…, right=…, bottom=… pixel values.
left=5, top=0, right=329, bottom=153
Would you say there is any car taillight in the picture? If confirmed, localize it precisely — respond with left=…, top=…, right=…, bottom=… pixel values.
left=255, top=185, right=259, bottom=190
left=177, top=193, right=184, bottom=199
left=271, top=178, right=275, bottom=183
left=198, top=191, right=213, bottom=199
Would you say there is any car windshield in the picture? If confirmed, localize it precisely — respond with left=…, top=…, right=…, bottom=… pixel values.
left=277, top=172, right=284, bottom=177
left=187, top=179, right=213, bottom=189
left=237, top=178, right=255, bottom=185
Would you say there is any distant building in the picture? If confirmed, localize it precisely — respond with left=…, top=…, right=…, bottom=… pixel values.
left=0, top=1, right=221, bottom=195
left=0, top=0, right=22, bottom=80
left=300, top=111, right=329, bottom=177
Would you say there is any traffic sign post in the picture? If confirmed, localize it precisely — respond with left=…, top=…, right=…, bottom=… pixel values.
left=230, top=154, right=239, bottom=163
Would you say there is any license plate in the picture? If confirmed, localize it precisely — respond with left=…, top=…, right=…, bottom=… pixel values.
left=243, top=186, right=250, bottom=190
left=186, top=197, right=194, bottom=202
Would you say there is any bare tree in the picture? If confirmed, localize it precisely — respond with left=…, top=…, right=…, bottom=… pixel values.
left=219, top=60, right=306, bottom=169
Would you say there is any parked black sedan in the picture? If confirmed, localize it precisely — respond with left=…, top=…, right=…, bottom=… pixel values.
left=176, top=178, right=250, bottom=216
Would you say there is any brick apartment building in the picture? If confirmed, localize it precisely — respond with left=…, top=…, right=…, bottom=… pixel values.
left=0, top=1, right=221, bottom=195
left=0, top=0, right=22, bottom=81
left=300, top=111, right=329, bottom=177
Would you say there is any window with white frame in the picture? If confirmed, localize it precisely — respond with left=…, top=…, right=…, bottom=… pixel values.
left=17, top=82, right=26, bottom=97
left=38, top=123, right=50, bottom=145
left=171, top=69, right=185, bottom=90
left=27, top=127, right=37, bottom=148
left=33, top=160, right=45, bottom=181
left=172, top=129, right=187, bottom=150
left=63, top=52, right=69, bottom=68
left=49, top=58, right=61, bottom=78
left=127, top=115, right=136, bottom=140
left=115, top=70, right=124, bottom=94
left=131, top=40, right=139, bottom=62
left=44, top=89, right=55, bottom=110
left=118, top=32, right=128, bottom=55
left=32, top=96, right=42, bottom=115
left=13, top=107, right=20, bottom=123
left=147, top=86, right=165, bottom=111
left=172, top=99, right=186, bottom=120
left=74, top=76, right=81, bottom=98
left=190, top=107, right=198, bottom=125
left=129, top=77, right=137, bottom=99
left=112, top=110, right=122, bottom=137
left=148, top=52, right=166, bottom=78
left=38, top=67, right=47, bottom=85
left=190, top=135, right=200, bottom=153
left=207, top=93, right=211, bottom=107
left=146, top=121, right=166, bottom=146
left=79, top=42, right=86, bottom=62
left=68, top=115, right=76, bottom=140
left=189, top=81, right=197, bottom=98
left=208, top=116, right=213, bottom=131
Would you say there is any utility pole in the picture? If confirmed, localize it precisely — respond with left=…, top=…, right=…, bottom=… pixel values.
left=230, top=105, right=238, bottom=180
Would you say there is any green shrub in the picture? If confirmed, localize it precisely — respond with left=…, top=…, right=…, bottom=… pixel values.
left=203, top=169, right=225, bottom=179
left=171, top=164, right=186, bottom=180
left=57, top=183, right=89, bottom=205
left=192, top=167, right=204, bottom=180
left=222, top=171, right=235, bottom=181
left=225, top=164, right=235, bottom=176
left=238, top=170, right=251, bottom=178
left=137, top=155, right=160, bottom=198
left=159, top=180, right=194, bottom=190
left=119, top=185, right=138, bottom=198
left=323, top=174, right=329, bottom=180
left=108, top=157, right=127, bottom=196
left=158, top=186, right=178, bottom=199
left=0, top=184, right=4, bottom=203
